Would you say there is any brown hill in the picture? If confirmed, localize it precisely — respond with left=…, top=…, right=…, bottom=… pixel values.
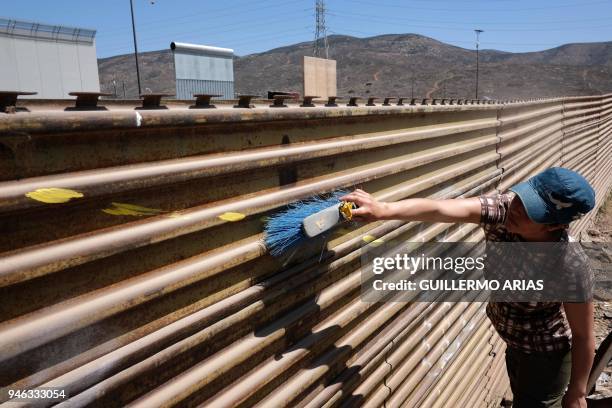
left=98, top=50, right=175, bottom=98
left=98, top=33, right=612, bottom=100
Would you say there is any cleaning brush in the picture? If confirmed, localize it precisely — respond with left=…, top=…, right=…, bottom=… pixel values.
left=264, top=191, right=357, bottom=256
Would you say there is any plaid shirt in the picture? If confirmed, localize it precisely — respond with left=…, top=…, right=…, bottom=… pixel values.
left=479, top=192, right=572, bottom=353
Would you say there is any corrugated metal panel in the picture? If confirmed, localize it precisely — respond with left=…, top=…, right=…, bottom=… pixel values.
left=562, top=95, right=610, bottom=236
left=172, top=43, right=234, bottom=100
left=176, top=79, right=234, bottom=100
left=497, top=100, right=565, bottom=191
left=173, top=53, right=234, bottom=82
left=0, top=96, right=610, bottom=407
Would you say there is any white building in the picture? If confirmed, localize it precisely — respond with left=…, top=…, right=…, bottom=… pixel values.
left=0, top=18, right=100, bottom=98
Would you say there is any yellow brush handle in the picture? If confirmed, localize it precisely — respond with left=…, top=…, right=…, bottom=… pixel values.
left=339, top=201, right=357, bottom=221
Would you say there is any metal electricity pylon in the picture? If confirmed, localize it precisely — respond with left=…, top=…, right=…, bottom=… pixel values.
left=314, top=0, right=329, bottom=59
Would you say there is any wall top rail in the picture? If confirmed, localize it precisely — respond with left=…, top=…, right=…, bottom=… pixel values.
left=2, top=93, right=610, bottom=135
left=0, top=103, right=503, bottom=135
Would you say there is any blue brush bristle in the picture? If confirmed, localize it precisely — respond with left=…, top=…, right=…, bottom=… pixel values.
left=265, top=191, right=347, bottom=257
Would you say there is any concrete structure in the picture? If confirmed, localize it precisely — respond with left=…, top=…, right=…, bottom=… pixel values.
left=170, top=42, right=234, bottom=100
left=0, top=18, right=100, bottom=98
left=303, top=56, right=336, bottom=98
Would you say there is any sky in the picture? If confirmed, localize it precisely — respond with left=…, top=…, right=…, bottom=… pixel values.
left=3, top=0, right=612, bottom=58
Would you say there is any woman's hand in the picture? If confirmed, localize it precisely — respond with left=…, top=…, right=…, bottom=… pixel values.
left=339, top=189, right=390, bottom=222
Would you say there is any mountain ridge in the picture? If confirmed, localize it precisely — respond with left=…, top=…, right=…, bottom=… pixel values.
left=98, top=33, right=612, bottom=99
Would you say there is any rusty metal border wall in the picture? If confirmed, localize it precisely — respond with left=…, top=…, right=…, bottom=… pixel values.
left=0, top=94, right=611, bottom=407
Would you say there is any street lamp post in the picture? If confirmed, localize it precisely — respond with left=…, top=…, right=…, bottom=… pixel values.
left=129, top=0, right=142, bottom=95
left=475, top=29, right=484, bottom=99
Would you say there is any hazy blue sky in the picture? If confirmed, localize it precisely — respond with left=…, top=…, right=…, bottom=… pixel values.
left=3, top=0, right=612, bottom=58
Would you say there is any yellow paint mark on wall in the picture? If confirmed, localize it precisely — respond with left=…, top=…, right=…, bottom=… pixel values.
left=103, top=202, right=163, bottom=216
left=25, top=188, right=84, bottom=203
left=362, top=235, right=385, bottom=247
left=219, top=212, right=246, bottom=222
left=362, top=235, right=376, bottom=243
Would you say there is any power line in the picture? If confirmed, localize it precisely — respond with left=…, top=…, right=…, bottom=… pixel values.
left=100, top=27, right=312, bottom=57
left=227, top=31, right=312, bottom=49
left=102, top=0, right=285, bottom=33
left=347, top=0, right=612, bottom=13
left=102, top=1, right=308, bottom=39
left=326, top=9, right=612, bottom=27
left=327, top=11, right=612, bottom=33
left=98, top=8, right=313, bottom=48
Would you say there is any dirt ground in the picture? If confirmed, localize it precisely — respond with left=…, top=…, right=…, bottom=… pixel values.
left=581, top=191, right=612, bottom=400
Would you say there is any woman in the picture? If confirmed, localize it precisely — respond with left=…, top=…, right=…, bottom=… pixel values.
left=341, top=167, right=596, bottom=408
